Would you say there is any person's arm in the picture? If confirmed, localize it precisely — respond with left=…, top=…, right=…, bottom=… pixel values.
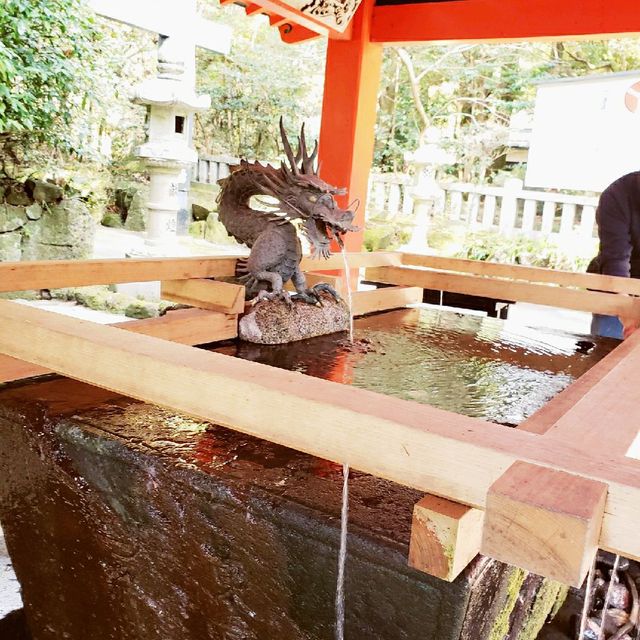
left=597, top=184, right=638, bottom=337
left=597, top=187, right=632, bottom=278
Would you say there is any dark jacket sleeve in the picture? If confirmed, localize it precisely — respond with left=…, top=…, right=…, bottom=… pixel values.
left=596, top=186, right=632, bottom=277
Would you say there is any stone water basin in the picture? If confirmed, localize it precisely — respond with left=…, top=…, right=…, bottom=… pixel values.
left=0, top=305, right=617, bottom=639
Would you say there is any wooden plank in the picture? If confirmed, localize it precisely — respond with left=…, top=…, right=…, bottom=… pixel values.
left=520, top=328, right=640, bottom=435
left=0, top=253, right=397, bottom=293
left=121, top=308, right=238, bottom=344
left=351, top=286, right=422, bottom=316
left=161, top=279, right=245, bottom=314
left=408, top=495, right=484, bottom=581
left=366, top=265, right=640, bottom=318
left=0, top=257, right=238, bottom=293
left=0, top=309, right=238, bottom=383
left=530, top=328, right=640, bottom=455
left=482, top=461, right=607, bottom=587
left=400, top=253, right=640, bottom=296
left=299, top=251, right=400, bottom=272
left=1, top=301, right=640, bottom=564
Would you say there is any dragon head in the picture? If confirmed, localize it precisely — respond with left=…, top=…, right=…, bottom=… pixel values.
left=260, top=118, right=358, bottom=259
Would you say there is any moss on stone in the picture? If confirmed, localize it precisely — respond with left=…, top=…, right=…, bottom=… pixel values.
left=489, top=567, right=527, bottom=640
left=52, top=286, right=164, bottom=319
left=189, top=220, right=206, bottom=239
left=124, top=300, right=157, bottom=319
left=101, top=212, right=123, bottom=228
left=517, top=579, right=566, bottom=640
left=205, top=212, right=238, bottom=246
left=549, top=584, right=569, bottom=620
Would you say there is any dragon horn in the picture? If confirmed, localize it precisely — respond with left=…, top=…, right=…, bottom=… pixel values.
left=308, top=140, right=319, bottom=175
left=279, top=116, right=299, bottom=175
left=299, top=123, right=315, bottom=175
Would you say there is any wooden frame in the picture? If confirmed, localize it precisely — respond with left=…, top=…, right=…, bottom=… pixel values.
left=1, top=251, right=640, bottom=586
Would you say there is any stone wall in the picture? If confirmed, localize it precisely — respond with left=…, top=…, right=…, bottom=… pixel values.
left=0, top=180, right=96, bottom=262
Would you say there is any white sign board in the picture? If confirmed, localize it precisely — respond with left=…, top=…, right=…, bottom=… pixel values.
left=525, top=72, right=640, bottom=192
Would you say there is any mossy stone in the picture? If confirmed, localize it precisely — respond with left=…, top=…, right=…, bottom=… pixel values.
left=26, top=203, right=43, bottom=221
left=39, top=199, right=96, bottom=259
left=517, top=580, right=567, bottom=640
left=124, top=192, right=147, bottom=232
left=0, top=204, right=27, bottom=232
left=0, top=232, right=22, bottom=261
left=102, top=212, right=124, bottom=228
left=124, top=300, right=157, bottom=319
left=5, top=183, right=32, bottom=206
left=489, top=567, right=527, bottom=640
left=205, top=212, right=237, bottom=245
left=189, top=221, right=206, bottom=239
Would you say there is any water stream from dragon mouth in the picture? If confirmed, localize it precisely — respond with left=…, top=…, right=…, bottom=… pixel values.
left=335, top=462, right=349, bottom=640
left=336, top=248, right=353, bottom=639
left=340, top=248, right=354, bottom=342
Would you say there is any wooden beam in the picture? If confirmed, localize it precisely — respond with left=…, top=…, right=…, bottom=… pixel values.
left=371, top=0, right=640, bottom=45
left=0, top=308, right=238, bottom=384
left=482, top=462, right=607, bottom=587
left=401, top=253, right=640, bottom=297
left=299, top=251, right=400, bottom=272
left=529, top=329, right=640, bottom=456
left=408, top=495, right=484, bottom=582
left=0, top=253, right=397, bottom=293
left=1, top=301, right=640, bottom=565
left=161, top=279, right=245, bottom=314
left=521, top=328, right=640, bottom=436
left=0, top=257, right=238, bottom=293
left=365, top=266, right=640, bottom=318
left=351, top=286, right=422, bottom=316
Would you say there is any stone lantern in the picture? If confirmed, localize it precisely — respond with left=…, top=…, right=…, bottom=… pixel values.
left=402, top=130, right=454, bottom=252
left=132, top=35, right=211, bottom=249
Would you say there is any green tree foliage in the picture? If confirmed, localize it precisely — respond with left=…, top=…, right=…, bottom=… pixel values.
left=375, top=39, right=640, bottom=178
left=0, top=0, right=99, bottom=159
left=195, top=3, right=326, bottom=159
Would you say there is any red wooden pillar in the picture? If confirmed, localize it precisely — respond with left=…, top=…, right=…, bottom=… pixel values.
left=318, top=0, right=382, bottom=251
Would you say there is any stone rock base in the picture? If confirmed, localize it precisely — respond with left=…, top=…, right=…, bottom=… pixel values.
left=240, top=294, right=350, bottom=344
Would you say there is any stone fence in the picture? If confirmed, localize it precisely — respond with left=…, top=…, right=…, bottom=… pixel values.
left=367, top=172, right=600, bottom=250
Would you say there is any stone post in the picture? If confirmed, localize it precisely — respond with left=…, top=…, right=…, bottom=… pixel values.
left=401, top=138, right=451, bottom=253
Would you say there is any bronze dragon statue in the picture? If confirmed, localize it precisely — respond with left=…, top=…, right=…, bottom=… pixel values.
left=217, top=119, right=357, bottom=304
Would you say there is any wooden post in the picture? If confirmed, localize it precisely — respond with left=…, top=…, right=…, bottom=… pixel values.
left=482, top=461, right=607, bottom=587
left=161, top=279, right=245, bottom=314
left=409, top=495, right=484, bottom=582
left=318, top=0, right=382, bottom=251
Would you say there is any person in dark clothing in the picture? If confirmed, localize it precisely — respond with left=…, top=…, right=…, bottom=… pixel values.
left=588, top=171, right=640, bottom=339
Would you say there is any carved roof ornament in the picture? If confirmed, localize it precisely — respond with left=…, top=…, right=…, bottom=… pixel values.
left=283, top=0, right=364, bottom=32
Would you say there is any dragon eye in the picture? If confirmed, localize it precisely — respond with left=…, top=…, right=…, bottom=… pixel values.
left=308, top=195, right=318, bottom=203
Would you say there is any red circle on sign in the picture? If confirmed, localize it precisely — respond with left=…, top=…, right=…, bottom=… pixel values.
left=625, top=81, right=640, bottom=113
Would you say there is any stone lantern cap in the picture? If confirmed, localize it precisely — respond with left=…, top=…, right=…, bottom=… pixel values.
left=132, top=77, right=211, bottom=112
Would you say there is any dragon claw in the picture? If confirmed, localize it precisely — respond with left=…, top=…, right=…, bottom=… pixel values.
left=311, top=283, right=342, bottom=302
left=291, top=290, right=322, bottom=306
left=251, top=289, right=293, bottom=307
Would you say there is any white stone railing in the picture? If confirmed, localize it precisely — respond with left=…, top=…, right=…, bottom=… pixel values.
left=367, top=173, right=600, bottom=241
left=367, top=172, right=415, bottom=219
left=194, top=155, right=238, bottom=184
left=196, top=159, right=600, bottom=242
left=441, top=180, right=599, bottom=240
